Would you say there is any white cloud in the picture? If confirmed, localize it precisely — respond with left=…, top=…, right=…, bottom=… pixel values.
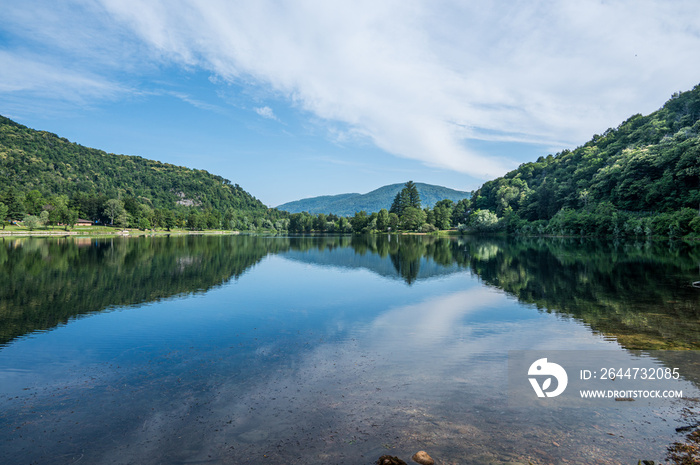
left=254, top=106, right=278, bottom=121
left=7, top=0, right=700, bottom=178
left=0, top=51, right=123, bottom=102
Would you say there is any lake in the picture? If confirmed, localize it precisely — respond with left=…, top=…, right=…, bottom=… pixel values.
left=0, top=234, right=699, bottom=464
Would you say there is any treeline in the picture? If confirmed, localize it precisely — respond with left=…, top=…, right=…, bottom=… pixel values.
left=0, top=186, right=288, bottom=231
left=459, top=84, right=700, bottom=238
left=286, top=181, right=470, bottom=233
left=1, top=181, right=470, bottom=234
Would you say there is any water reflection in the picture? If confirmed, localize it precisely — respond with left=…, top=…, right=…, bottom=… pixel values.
left=462, top=237, right=700, bottom=350
left=1, top=235, right=699, bottom=350
left=0, top=234, right=699, bottom=464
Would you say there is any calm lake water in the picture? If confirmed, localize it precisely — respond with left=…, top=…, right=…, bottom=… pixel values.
left=0, top=234, right=699, bottom=464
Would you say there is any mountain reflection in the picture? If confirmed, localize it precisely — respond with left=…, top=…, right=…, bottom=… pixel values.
left=1, top=234, right=699, bottom=350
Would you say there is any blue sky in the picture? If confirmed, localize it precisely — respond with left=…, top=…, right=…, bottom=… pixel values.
left=2, top=1, right=700, bottom=207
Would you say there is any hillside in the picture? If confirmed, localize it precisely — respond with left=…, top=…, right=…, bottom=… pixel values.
left=277, top=182, right=470, bottom=216
left=0, top=115, right=267, bottom=217
left=472, top=84, right=700, bottom=224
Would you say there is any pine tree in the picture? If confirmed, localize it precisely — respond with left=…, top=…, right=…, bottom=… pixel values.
left=2, top=187, right=24, bottom=222
left=405, top=181, right=421, bottom=209
left=390, top=189, right=410, bottom=216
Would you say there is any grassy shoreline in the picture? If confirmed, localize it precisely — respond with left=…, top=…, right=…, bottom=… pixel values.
left=0, top=225, right=241, bottom=237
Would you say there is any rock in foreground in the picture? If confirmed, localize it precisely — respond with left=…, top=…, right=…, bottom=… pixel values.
left=376, top=455, right=407, bottom=465
left=412, top=450, right=435, bottom=465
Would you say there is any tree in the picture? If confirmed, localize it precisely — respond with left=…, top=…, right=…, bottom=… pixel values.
left=433, top=199, right=454, bottom=230
left=350, top=211, right=369, bottom=232
left=205, top=209, right=221, bottom=229
left=313, top=213, right=327, bottom=232
left=2, top=187, right=24, bottom=223
left=39, top=210, right=50, bottom=227
left=0, top=202, right=7, bottom=229
left=451, top=198, right=471, bottom=226
left=470, top=209, right=500, bottom=232
left=405, top=181, right=421, bottom=209
left=55, top=208, right=78, bottom=230
left=163, top=210, right=176, bottom=231
left=391, top=181, right=422, bottom=217
left=376, top=208, right=390, bottom=232
left=401, top=207, right=426, bottom=230
left=23, top=214, right=41, bottom=230
left=115, top=211, right=130, bottom=228
left=388, top=212, right=399, bottom=231
left=390, top=189, right=410, bottom=217
left=103, top=199, right=125, bottom=225
left=24, top=190, right=45, bottom=216
left=187, top=210, right=206, bottom=230
left=337, top=216, right=352, bottom=233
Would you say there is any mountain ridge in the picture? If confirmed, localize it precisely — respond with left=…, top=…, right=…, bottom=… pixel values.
left=277, top=182, right=470, bottom=216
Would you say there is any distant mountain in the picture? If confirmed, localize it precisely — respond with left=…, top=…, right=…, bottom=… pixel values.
left=277, top=182, right=471, bottom=216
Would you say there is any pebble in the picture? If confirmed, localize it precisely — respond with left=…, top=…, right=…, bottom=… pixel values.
left=412, top=450, right=435, bottom=465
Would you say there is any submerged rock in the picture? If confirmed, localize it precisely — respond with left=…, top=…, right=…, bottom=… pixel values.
left=411, top=450, right=435, bottom=465
left=376, top=455, right=407, bottom=465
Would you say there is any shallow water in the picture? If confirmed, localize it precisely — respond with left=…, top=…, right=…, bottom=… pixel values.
left=0, top=235, right=698, bottom=464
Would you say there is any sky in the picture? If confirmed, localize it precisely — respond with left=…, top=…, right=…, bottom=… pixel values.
left=2, top=1, right=700, bottom=207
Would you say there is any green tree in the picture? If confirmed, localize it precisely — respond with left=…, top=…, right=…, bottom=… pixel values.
left=433, top=199, right=454, bottom=229
left=115, top=211, right=130, bottom=228
left=60, top=209, right=78, bottom=230
left=39, top=210, right=50, bottom=227
left=2, top=187, right=24, bottom=222
left=337, top=216, right=352, bottom=233
left=187, top=210, right=206, bottom=230
left=388, top=212, right=399, bottom=231
left=103, top=199, right=125, bottom=225
left=205, top=209, right=221, bottom=229
left=376, top=208, right=390, bottom=232
left=0, top=202, right=7, bottom=229
left=139, top=217, right=151, bottom=230
left=390, top=189, right=410, bottom=217
left=470, top=209, right=500, bottom=232
left=350, top=211, right=369, bottom=232
left=23, top=214, right=41, bottom=230
left=391, top=181, right=422, bottom=217
left=401, top=207, right=427, bottom=230
left=23, top=190, right=45, bottom=216
left=313, top=213, right=327, bottom=232
left=163, top=210, right=176, bottom=231
left=405, top=180, right=421, bottom=209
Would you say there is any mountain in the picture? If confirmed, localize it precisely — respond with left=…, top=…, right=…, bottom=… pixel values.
left=277, top=182, right=471, bottom=216
left=472, top=84, right=700, bottom=222
left=0, top=115, right=267, bottom=216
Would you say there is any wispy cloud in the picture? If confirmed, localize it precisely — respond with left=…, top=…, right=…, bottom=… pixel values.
left=254, top=106, right=278, bottom=121
left=0, top=51, right=124, bottom=102
left=165, top=91, right=223, bottom=113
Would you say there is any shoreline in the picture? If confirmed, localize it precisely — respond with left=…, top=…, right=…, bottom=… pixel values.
left=0, top=228, right=241, bottom=237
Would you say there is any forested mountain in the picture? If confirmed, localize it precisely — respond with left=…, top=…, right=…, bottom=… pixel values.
left=0, top=115, right=285, bottom=230
left=276, top=193, right=361, bottom=214
left=277, top=182, right=470, bottom=215
left=469, top=84, right=700, bottom=236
